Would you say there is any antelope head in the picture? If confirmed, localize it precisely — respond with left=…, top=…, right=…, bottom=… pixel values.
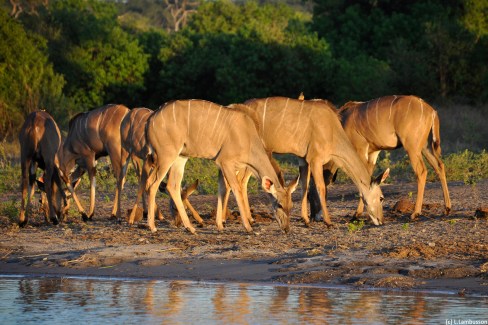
left=361, top=168, right=390, bottom=225
left=35, top=169, right=72, bottom=222
left=262, top=175, right=300, bottom=233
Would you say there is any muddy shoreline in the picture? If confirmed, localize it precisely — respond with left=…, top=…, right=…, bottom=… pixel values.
left=1, top=180, right=487, bottom=296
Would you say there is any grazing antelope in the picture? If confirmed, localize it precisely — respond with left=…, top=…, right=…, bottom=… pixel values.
left=225, top=97, right=390, bottom=227
left=118, top=107, right=203, bottom=226
left=59, top=104, right=130, bottom=221
left=19, top=111, right=68, bottom=226
left=327, top=95, right=451, bottom=220
left=144, top=99, right=298, bottom=234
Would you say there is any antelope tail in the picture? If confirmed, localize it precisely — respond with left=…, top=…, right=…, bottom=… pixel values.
left=431, top=110, right=442, bottom=157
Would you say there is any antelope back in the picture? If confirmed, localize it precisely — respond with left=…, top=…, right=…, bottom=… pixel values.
left=339, top=95, right=437, bottom=151
left=243, top=97, right=343, bottom=156
left=61, top=104, right=130, bottom=172
left=148, top=100, right=260, bottom=159
left=120, top=107, right=153, bottom=159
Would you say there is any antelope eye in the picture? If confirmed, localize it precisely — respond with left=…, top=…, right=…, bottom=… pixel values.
left=380, top=196, right=385, bottom=203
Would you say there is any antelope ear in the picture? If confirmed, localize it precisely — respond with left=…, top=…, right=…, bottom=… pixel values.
left=373, top=168, right=390, bottom=185
left=262, top=176, right=277, bottom=195
left=287, top=175, right=300, bottom=193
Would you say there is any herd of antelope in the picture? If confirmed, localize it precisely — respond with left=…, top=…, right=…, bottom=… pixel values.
left=18, top=95, right=451, bottom=234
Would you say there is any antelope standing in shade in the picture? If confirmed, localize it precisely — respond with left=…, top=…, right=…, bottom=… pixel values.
left=144, top=99, right=298, bottom=234
left=118, top=107, right=203, bottom=226
left=19, top=111, right=68, bottom=226
left=220, top=97, right=389, bottom=228
left=59, top=104, right=130, bottom=221
left=327, top=95, right=451, bottom=219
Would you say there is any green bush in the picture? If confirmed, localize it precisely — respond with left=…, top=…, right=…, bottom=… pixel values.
left=0, top=200, right=19, bottom=222
left=444, top=149, right=488, bottom=185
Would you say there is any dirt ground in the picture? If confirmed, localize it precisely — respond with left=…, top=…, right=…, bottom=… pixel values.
left=1, top=178, right=487, bottom=296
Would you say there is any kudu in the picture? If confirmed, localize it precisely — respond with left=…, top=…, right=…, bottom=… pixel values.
left=328, top=95, right=451, bottom=219
left=227, top=97, right=390, bottom=227
left=19, top=111, right=67, bottom=226
left=144, top=99, right=298, bottom=234
left=118, top=107, right=203, bottom=226
left=59, top=104, right=130, bottom=221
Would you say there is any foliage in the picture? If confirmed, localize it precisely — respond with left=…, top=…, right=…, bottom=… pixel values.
left=0, top=200, right=19, bottom=222
left=45, top=0, right=149, bottom=112
left=347, top=219, right=364, bottom=233
left=311, top=0, right=487, bottom=103
left=0, top=0, right=487, bottom=147
left=443, top=150, right=488, bottom=185
left=0, top=8, right=65, bottom=140
left=157, top=0, right=334, bottom=105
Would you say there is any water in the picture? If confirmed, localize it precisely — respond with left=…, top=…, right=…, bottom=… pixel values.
left=0, top=276, right=487, bottom=324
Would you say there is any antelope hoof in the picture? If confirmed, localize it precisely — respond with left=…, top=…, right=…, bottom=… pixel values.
left=313, top=214, right=323, bottom=222
left=325, top=222, right=335, bottom=229
left=197, top=222, right=205, bottom=228
left=18, top=220, right=27, bottom=228
left=51, top=217, right=59, bottom=225
left=186, top=227, right=196, bottom=234
left=410, top=212, right=420, bottom=220
left=109, top=214, right=117, bottom=220
left=445, top=207, right=451, bottom=216
left=150, top=227, right=158, bottom=233
left=81, top=213, right=89, bottom=222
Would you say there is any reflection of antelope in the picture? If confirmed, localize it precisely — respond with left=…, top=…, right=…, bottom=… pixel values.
left=119, top=107, right=203, bottom=226
left=59, top=104, right=130, bottom=221
left=328, top=96, right=451, bottom=220
left=222, top=97, right=389, bottom=227
left=213, top=284, right=251, bottom=324
left=144, top=100, right=298, bottom=233
left=19, top=111, right=68, bottom=226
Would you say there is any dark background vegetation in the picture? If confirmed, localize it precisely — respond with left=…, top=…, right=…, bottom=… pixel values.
left=1, top=0, right=487, bottom=152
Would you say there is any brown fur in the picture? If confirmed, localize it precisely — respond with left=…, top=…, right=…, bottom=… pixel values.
left=19, top=111, right=66, bottom=226
left=59, top=104, right=130, bottom=221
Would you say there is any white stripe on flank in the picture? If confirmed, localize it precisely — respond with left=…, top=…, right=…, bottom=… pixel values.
left=292, top=100, right=304, bottom=138
left=419, top=98, right=424, bottom=123
left=173, top=102, right=177, bottom=124
left=375, top=97, right=380, bottom=124
left=262, top=98, right=269, bottom=135
left=389, top=95, right=396, bottom=120
left=187, top=101, right=191, bottom=137
left=95, top=113, right=102, bottom=142
left=366, top=100, right=371, bottom=131
left=275, top=98, right=289, bottom=137
left=432, top=111, right=437, bottom=143
left=406, top=97, right=412, bottom=117
left=212, top=105, right=222, bottom=137
left=195, top=102, right=208, bottom=141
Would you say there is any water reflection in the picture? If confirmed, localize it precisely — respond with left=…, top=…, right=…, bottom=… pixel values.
left=0, top=276, right=487, bottom=324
